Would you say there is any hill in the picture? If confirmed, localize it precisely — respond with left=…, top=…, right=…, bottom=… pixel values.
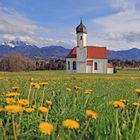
left=0, top=41, right=140, bottom=60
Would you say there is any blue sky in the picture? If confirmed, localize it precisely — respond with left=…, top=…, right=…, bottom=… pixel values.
left=0, top=0, right=140, bottom=50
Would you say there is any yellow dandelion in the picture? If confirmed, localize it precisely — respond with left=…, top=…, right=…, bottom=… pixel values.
left=25, top=108, right=34, bottom=113
left=46, top=100, right=52, bottom=106
left=74, top=86, right=80, bottom=90
left=38, top=106, right=48, bottom=113
left=132, top=102, right=140, bottom=107
left=112, top=101, right=125, bottom=108
left=18, top=99, right=29, bottom=106
left=5, top=98, right=16, bottom=104
left=63, top=119, right=80, bottom=129
left=5, top=105, right=23, bottom=113
left=120, top=99, right=128, bottom=103
left=39, top=122, right=53, bottom=135
left=31, top=83, right=40, bottom=89
left=0, top=108, right=4, bottom=112
left=135, top=89, right=140, bottom=96
left=86, top=110, right=98, bottom=119
left=6, top=92, right=20, bottom=97
left=66, top=88, right=71, bottom=92
left=39, top=82, right=48, bottom=86
left=84, top=89, right=92, bottom=94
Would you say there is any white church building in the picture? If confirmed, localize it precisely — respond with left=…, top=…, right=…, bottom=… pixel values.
left=66, top=20, right=113, bottom=74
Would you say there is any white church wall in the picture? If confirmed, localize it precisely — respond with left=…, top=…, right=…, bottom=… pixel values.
left=77, top=33, right=87, bottom=47
left=86, top=65, right=93, bottom=73
left=107, top=68, right=114, bottom=74
left=66, top=58, right=76, bottom=73
left=92, top=59, right=107, bottom=73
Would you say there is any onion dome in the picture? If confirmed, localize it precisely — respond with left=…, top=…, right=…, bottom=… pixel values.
left=76, top=19, right=87, bottom=34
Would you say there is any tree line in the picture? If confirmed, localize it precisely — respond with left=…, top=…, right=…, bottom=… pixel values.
left=0, top=53, right=65, bottom=72
left=0, top=53, right=140, bottom=72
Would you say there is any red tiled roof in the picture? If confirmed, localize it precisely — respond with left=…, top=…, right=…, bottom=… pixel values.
left=66, top=46, right=108, bottom=59
left=107, top=63, right=113, bottom=68
left=86, top=60, right=93, bottom=65
left=66, top=47, right=76, bottom=58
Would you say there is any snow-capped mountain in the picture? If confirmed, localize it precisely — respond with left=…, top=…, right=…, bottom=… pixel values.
left=0, top=40, right=140, bottom=60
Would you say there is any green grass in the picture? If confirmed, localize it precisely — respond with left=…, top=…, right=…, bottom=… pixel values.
left=0, top=70, right=140, bottom=140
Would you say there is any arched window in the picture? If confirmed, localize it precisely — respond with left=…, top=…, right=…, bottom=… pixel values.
left=73, top=61, right=76, bottom=70
left=80, top=36, right=83, bottom=40
left=68, top=61, right=70, bottom=70
left=94, top=62, right=98, bottom=70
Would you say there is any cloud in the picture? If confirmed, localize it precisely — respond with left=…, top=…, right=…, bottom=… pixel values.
left=90, top=1, right=140, bottom=50
left=0, top=6, right=74, bottom=48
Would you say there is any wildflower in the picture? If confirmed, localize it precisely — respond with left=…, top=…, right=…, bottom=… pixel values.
left=63, top=119, right=80, bottom=129
left=38, top=106, right=48, bottom=113
left=84, top=89, right=92, bottom=94
left=39, top=122, right=53, bottom=135
left=132, top=102, right=140, bottom=107
left=25, top=108, right=34, bottom=113
left=86, top=110, right=98, bottom=119
left=120, top=99, right=128, bottom=103
left=5, top=105, right=23, bottom=113
left=0, top=108, right=4, bottom=112
left=135, top=89, right=140, bottom=96
left=6, top=92, right=20, bottom=97
left=31, top=83, right=40, bottom=89
left=112, top=101, right=125, bottom=108
left=18, top=99, right=29, bottom=106
left=46, top=100, right=52, bottom=106
left=32, top=105, right=36, bottom=108
left=74, top=86, right=80, bottom=90
left=39, top=82, right=48, bottom=86
left=66, top=88, right=71, bottom=92
left=5, top=98, right=16, bottom=104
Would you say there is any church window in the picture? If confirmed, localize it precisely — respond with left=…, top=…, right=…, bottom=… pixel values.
left=94, top=62, right=98, bottom=70
left=68, top=61, right=70, bottom=70
left=73, top=61, right=76, bottom=70
left=80, top=36, right=83, bottom=40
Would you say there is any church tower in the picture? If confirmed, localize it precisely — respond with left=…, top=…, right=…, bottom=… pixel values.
left=76, top=20, right=87, bottom=73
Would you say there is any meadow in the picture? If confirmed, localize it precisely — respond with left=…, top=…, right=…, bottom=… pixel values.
left=0, top=70, right=140, bottom=140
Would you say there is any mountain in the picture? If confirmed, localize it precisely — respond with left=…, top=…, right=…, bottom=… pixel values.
left=108, top=48, right=140, bottom=60
left=0, top=41, right=70, bottom=59
left=0, top=41, right=140, bottom=60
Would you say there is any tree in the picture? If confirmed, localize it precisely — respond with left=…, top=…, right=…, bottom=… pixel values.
left=0, top=53, right=36, bottom=72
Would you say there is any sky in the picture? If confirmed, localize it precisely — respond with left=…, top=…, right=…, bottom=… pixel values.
left=0, top=0, right=140, bottom=50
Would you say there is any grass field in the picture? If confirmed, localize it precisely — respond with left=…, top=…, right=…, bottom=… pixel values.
left=0, top=70, right=140, bottom=140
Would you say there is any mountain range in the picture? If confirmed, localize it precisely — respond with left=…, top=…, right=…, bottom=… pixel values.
left=0, top=40, right=140, bottom=60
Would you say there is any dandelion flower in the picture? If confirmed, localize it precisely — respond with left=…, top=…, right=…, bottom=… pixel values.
left=63, top=119, right=80, bottom=129
left=86, top=110, right=98, bottom=119
left=66, top=88, right=71, bottom=92
left=0, top=108, right=4, bottom=112
left=112, top=101, right=125, bottom=108
left=120, top=99, right=128, bottom=103
left=6, top=92, right=20, bottom=97
left=135, top=89, right=140, bottom=96
left=18, top=99, right=29, bottom=106
left=84, top=89, right=92, bottom=94
left=46, top=100, right=52, bottom=106
left=39, top=82, right=48, bottom=86
left=132, top=102, right=140, bottom=107
left=39, top=122, right=53, bottom=135
left=5, top=105, right=23, bottom=113
left=38, top=106, right=48, bottom=113
left=25, top=108, right=34, bottom=113
left=5, top=98, right=16, bottom=104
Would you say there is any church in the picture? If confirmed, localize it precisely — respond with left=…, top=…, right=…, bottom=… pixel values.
left=66, top=20, right=113, bottom=74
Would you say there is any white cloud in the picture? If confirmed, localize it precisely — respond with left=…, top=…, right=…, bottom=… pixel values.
left=0, top=6, right=74, bottom=48
left=90, top=1, right=140, bottom=50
